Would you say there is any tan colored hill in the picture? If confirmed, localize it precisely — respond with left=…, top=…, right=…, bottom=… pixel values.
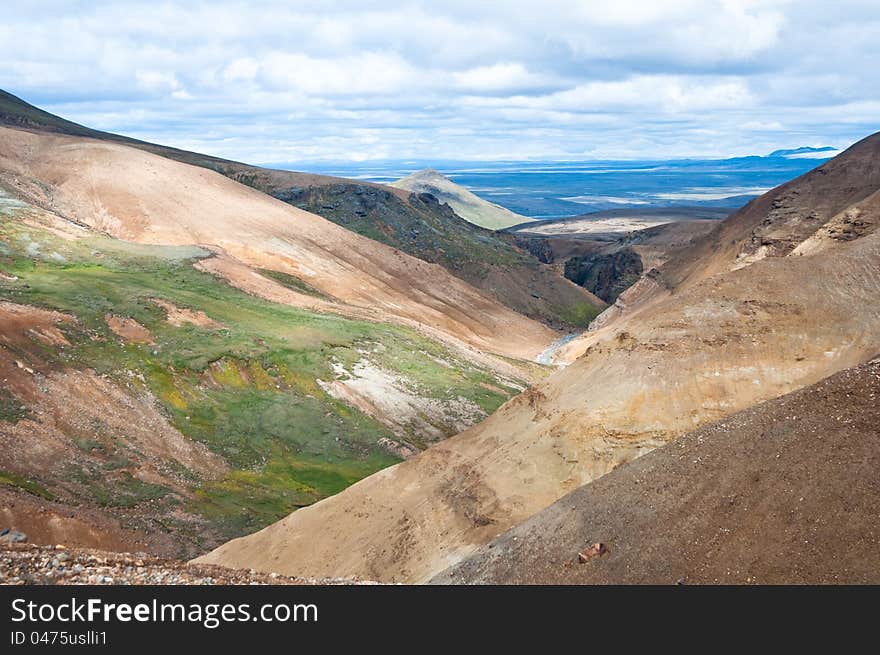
left=0, top=90, right=598, bottom=330
left=0, top=126, right=555, bottom=362
left=435, top=360, right=880, bottom=584
left=0, top=89, right=398, bottom=199
left=197, top=135, right=880, bottom=583
left=0, top=94, right=562, bottom=558
left=575, top=133, right=880, bottom=348
left=391, top=168, right=534, bottom=230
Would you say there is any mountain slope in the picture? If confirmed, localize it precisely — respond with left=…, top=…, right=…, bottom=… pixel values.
left=0, top=94, right=555, bottom=556
left=0, top=89, right=597, bottom=329
left=391, top=168, right=534, bottom=230
left=561, top=132, right=880, bottom=357
left=0, top=126, right=556, bottom=361
left=0, top=190, right=534, bottom=556
left=197, top=136, right=880, bottom=583
left=279, top=182, right=604, bottom=327
left=435, top=360, right=880, bottom=584
left=663, top=132, right=880, bottom=292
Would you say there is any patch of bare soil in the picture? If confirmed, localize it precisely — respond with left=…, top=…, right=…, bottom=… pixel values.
left=317, top=358, right=487, bottom=443
left=195, top=253, right=369, bottom=317
left=0, top=488, right=170, bottom=554
left=105, top=314, right=153, bottom=344
left=150, top=298, right=224, bottom=329
left=436, top=360, right=880, bottom=584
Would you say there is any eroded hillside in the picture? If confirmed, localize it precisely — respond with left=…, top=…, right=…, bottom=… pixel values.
left=0, top=126, right=556, bottom=362
left=0, top=196, right=530, bottom=556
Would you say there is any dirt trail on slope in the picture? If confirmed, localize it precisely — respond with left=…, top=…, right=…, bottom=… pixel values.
left=195, top=251, right=544, bottom=384
left=0, top=127, right=555, bottom=361
left=436, top=361, right=880, bottom=585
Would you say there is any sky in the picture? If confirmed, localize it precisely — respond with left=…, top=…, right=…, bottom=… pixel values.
left=3, top=1, right=879, bottom=163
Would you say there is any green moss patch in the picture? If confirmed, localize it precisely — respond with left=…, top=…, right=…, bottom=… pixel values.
left=0, top=470, right=54, bottom=500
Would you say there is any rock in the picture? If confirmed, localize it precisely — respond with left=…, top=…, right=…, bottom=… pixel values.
left=577, top=543, right=607, bottom=563
left=0, top=530, right=27, bottom=543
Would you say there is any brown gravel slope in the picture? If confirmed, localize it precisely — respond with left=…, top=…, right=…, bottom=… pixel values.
left=0, top=544, right=367, bottom=585
left=435, top=360, right=880, bottom=585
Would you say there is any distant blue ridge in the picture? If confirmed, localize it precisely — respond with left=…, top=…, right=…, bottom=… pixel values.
left=273, top=154, right=834, bottom=219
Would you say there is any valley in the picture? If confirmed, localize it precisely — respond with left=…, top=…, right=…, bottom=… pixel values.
left=1, top=89, right=878, bottom=587
left=197, top=134, right=880, bottom=583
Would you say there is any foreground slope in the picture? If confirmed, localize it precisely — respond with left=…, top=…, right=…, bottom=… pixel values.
left=198, top=136, right=880, bottom=582
left=391, top=168, right=534, bottom=230
left=436, top=360, right=880, bottom=584
left=0, top=126, right=556, bottom=361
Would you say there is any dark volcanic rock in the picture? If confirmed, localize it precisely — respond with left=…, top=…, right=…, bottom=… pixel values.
left=564, top=248, right=643, bottom=303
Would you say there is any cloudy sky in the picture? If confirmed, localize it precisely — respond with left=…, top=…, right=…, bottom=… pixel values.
left=3, top=1, right=879, bottom=163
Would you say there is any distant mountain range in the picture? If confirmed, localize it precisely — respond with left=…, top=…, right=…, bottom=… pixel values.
left=299, top=154, right=839, bottom=218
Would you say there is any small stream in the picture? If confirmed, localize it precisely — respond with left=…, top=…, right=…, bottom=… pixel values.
left=536, top=333, right=579, bottom=366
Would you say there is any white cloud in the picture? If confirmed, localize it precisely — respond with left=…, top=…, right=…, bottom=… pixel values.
left=0, top=0, right=876, bottom=161
left=135, top=71, right=183, bottom=95
left=534, top=76, right=755, bottom=113
left=223, top=58, right=260, bottom=83
left=452, top=63, right=550, bottom=93
left=257, top=52, right=422, bottom=96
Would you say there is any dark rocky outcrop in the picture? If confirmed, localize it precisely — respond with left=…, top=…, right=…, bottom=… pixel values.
left=564, top=248, right=643, bottom=303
